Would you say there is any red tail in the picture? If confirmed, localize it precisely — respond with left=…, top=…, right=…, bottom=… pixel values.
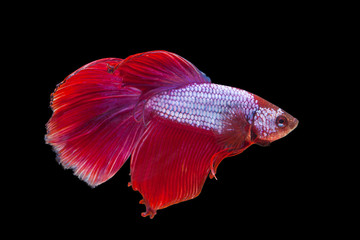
left=46, top=58, right=145, bottom=186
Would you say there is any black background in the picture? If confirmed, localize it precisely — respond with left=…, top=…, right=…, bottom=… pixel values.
left=25, top=5, right=330, bottom=233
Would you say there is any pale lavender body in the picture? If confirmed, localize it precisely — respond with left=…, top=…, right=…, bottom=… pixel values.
left=145, top=83, right=260, bottom=133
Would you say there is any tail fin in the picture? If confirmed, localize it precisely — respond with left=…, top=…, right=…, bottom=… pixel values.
left=46, top=58, right=145, bottom=187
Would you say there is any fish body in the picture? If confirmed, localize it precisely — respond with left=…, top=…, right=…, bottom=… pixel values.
left=46, top=51, right=298, bottom=218
left=146, top=83, right=256, bottom=133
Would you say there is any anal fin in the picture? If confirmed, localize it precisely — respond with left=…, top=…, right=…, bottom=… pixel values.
left=130, top=118, right=223, bottom=217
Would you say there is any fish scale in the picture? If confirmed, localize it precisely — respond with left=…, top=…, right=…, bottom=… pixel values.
left=146, top=83, right=259, bottom=133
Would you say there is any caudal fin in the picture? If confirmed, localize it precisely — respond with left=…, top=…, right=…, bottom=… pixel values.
left=46, top=58, right=145, bottom=187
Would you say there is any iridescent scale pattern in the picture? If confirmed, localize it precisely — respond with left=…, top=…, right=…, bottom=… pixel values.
left=146, top=83, right=259, bottom=133
left=253, top=107, right=284, bottom=137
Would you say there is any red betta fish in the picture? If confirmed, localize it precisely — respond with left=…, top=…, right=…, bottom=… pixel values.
left=46, top=51, right=298, bottom=218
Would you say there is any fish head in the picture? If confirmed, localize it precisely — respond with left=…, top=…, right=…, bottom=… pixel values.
left=251, top=98, right=298, bottom=146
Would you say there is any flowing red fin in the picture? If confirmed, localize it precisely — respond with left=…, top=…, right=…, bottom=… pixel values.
left=46, top=58, right=145, bottom=187
left=129, top=118, right=223, bottom=218
left=209, top=150, right=233, bottom=180
left=210, top=107, right=253, bottom=179
left=118, top=51, right=211, bottom=100
left=209, top=146, right=251, bottom=180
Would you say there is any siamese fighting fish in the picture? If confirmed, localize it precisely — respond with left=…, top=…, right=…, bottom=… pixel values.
left=46, top=51, right=298, bottom=218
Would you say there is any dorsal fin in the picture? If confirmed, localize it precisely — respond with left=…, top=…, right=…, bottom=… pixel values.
left=117, top=50, right=211, bottom=100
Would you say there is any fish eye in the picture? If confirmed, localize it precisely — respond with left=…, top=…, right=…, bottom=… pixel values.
left=276, top=116, right=288, bottom=128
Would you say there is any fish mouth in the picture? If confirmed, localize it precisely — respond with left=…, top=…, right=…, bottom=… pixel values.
left=289, top=118, right=299, bottom=131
